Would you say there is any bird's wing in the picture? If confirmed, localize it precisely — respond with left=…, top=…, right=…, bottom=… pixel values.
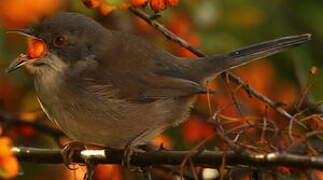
left=90, top=59, right=207, bottom=101
left=84, top=31, right=208, bottom=101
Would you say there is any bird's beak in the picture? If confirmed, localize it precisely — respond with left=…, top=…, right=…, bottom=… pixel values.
left=6, top=28, right=47, bottom=73
left=6, top=54, right=36, bottom=73
left=6, top=28, right=39, bottom=40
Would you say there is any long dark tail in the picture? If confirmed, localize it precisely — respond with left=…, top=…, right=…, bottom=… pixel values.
left=188, top=34, right=311, bottom=83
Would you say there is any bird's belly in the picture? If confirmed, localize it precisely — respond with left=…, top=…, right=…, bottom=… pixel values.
left=38, top=94, right=196, bottom=148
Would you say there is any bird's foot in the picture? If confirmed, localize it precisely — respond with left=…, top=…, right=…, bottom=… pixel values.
left=122, top=129, right=150, bottom=171
left=122, top=145, right=144, bottom=172
left=61, top=141, right=86, bottom=170
left=84, top=161, right=96, bottom=180
left=122, top=144, right=134, bottom=168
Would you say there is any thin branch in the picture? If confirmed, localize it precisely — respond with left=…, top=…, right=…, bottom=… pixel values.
left=128, top=7, right=298, bottom=124
left=211, top=113, right=241, bottom=150
left=260, top=109, right=268, bottom=143
left=223, top=74, right=243, bottom=116
left=12, top=146, right=323, bottom=170
left=288, top=116, right=296, bottom=143
left=129, top=7, right=205, bottom=57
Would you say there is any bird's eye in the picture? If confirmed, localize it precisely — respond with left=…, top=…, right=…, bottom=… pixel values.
left=53, top=35, right=68, bottom=47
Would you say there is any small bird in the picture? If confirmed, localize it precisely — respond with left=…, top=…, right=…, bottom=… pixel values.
left=6, top=13, right=310, bottom=158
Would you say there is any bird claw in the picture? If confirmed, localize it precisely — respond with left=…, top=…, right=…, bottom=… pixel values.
left=83, top=161, right=96, bottom=180
left=61, top=141, right=86, bottom=170
left=122, top=145, right=134, bottom=168
left=122, top=146, right=144, bottom=172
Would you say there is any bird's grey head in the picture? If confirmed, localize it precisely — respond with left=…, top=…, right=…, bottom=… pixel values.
left=6, top=12, right=106, bottom=74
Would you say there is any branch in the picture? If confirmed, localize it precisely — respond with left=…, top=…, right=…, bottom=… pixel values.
left=128, top=7, right=297, bottom=122
left=13, top=146, right=323, bottom=170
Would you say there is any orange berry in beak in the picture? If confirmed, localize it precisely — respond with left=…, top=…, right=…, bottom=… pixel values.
left=27, top=39, right=47, bottom=59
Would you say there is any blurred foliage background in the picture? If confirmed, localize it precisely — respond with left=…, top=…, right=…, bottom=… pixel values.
left=0, top=0, right=322, bottom=179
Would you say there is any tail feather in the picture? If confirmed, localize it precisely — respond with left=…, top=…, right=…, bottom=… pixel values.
left=189, top=34, right=311, bottom=83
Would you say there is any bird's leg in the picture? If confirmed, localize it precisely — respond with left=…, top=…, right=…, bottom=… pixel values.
left=143, top=166, right=153, bottom=180
left=84, top=161, right=96, bottom=180
left=62, top=142, right=97, bottom=180
left=123, top=145, right=142, bottom=171
left=122, top=129, right=150, bottom=170
left=61, top=141, right=86, bottom=170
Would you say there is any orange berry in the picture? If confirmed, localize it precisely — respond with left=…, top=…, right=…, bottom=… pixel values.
left=131, top=0, right=149, bottom=7
left=0, top=156, right=19, bottom=179
left=310, top=66, right=318, bottom=75
left=0, top=137, right=13, bottom=157
left=150, top=0, right=166, bottom=12
left=27, top=39, right=47, bottom=58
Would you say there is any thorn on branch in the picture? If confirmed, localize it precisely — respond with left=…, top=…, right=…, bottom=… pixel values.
left=149, top=13, right=161, bottom=20
left=274, top=102, right=288, bottom=108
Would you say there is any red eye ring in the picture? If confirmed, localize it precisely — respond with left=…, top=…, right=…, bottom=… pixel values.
left=53, top=34, right=68, bottom=47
